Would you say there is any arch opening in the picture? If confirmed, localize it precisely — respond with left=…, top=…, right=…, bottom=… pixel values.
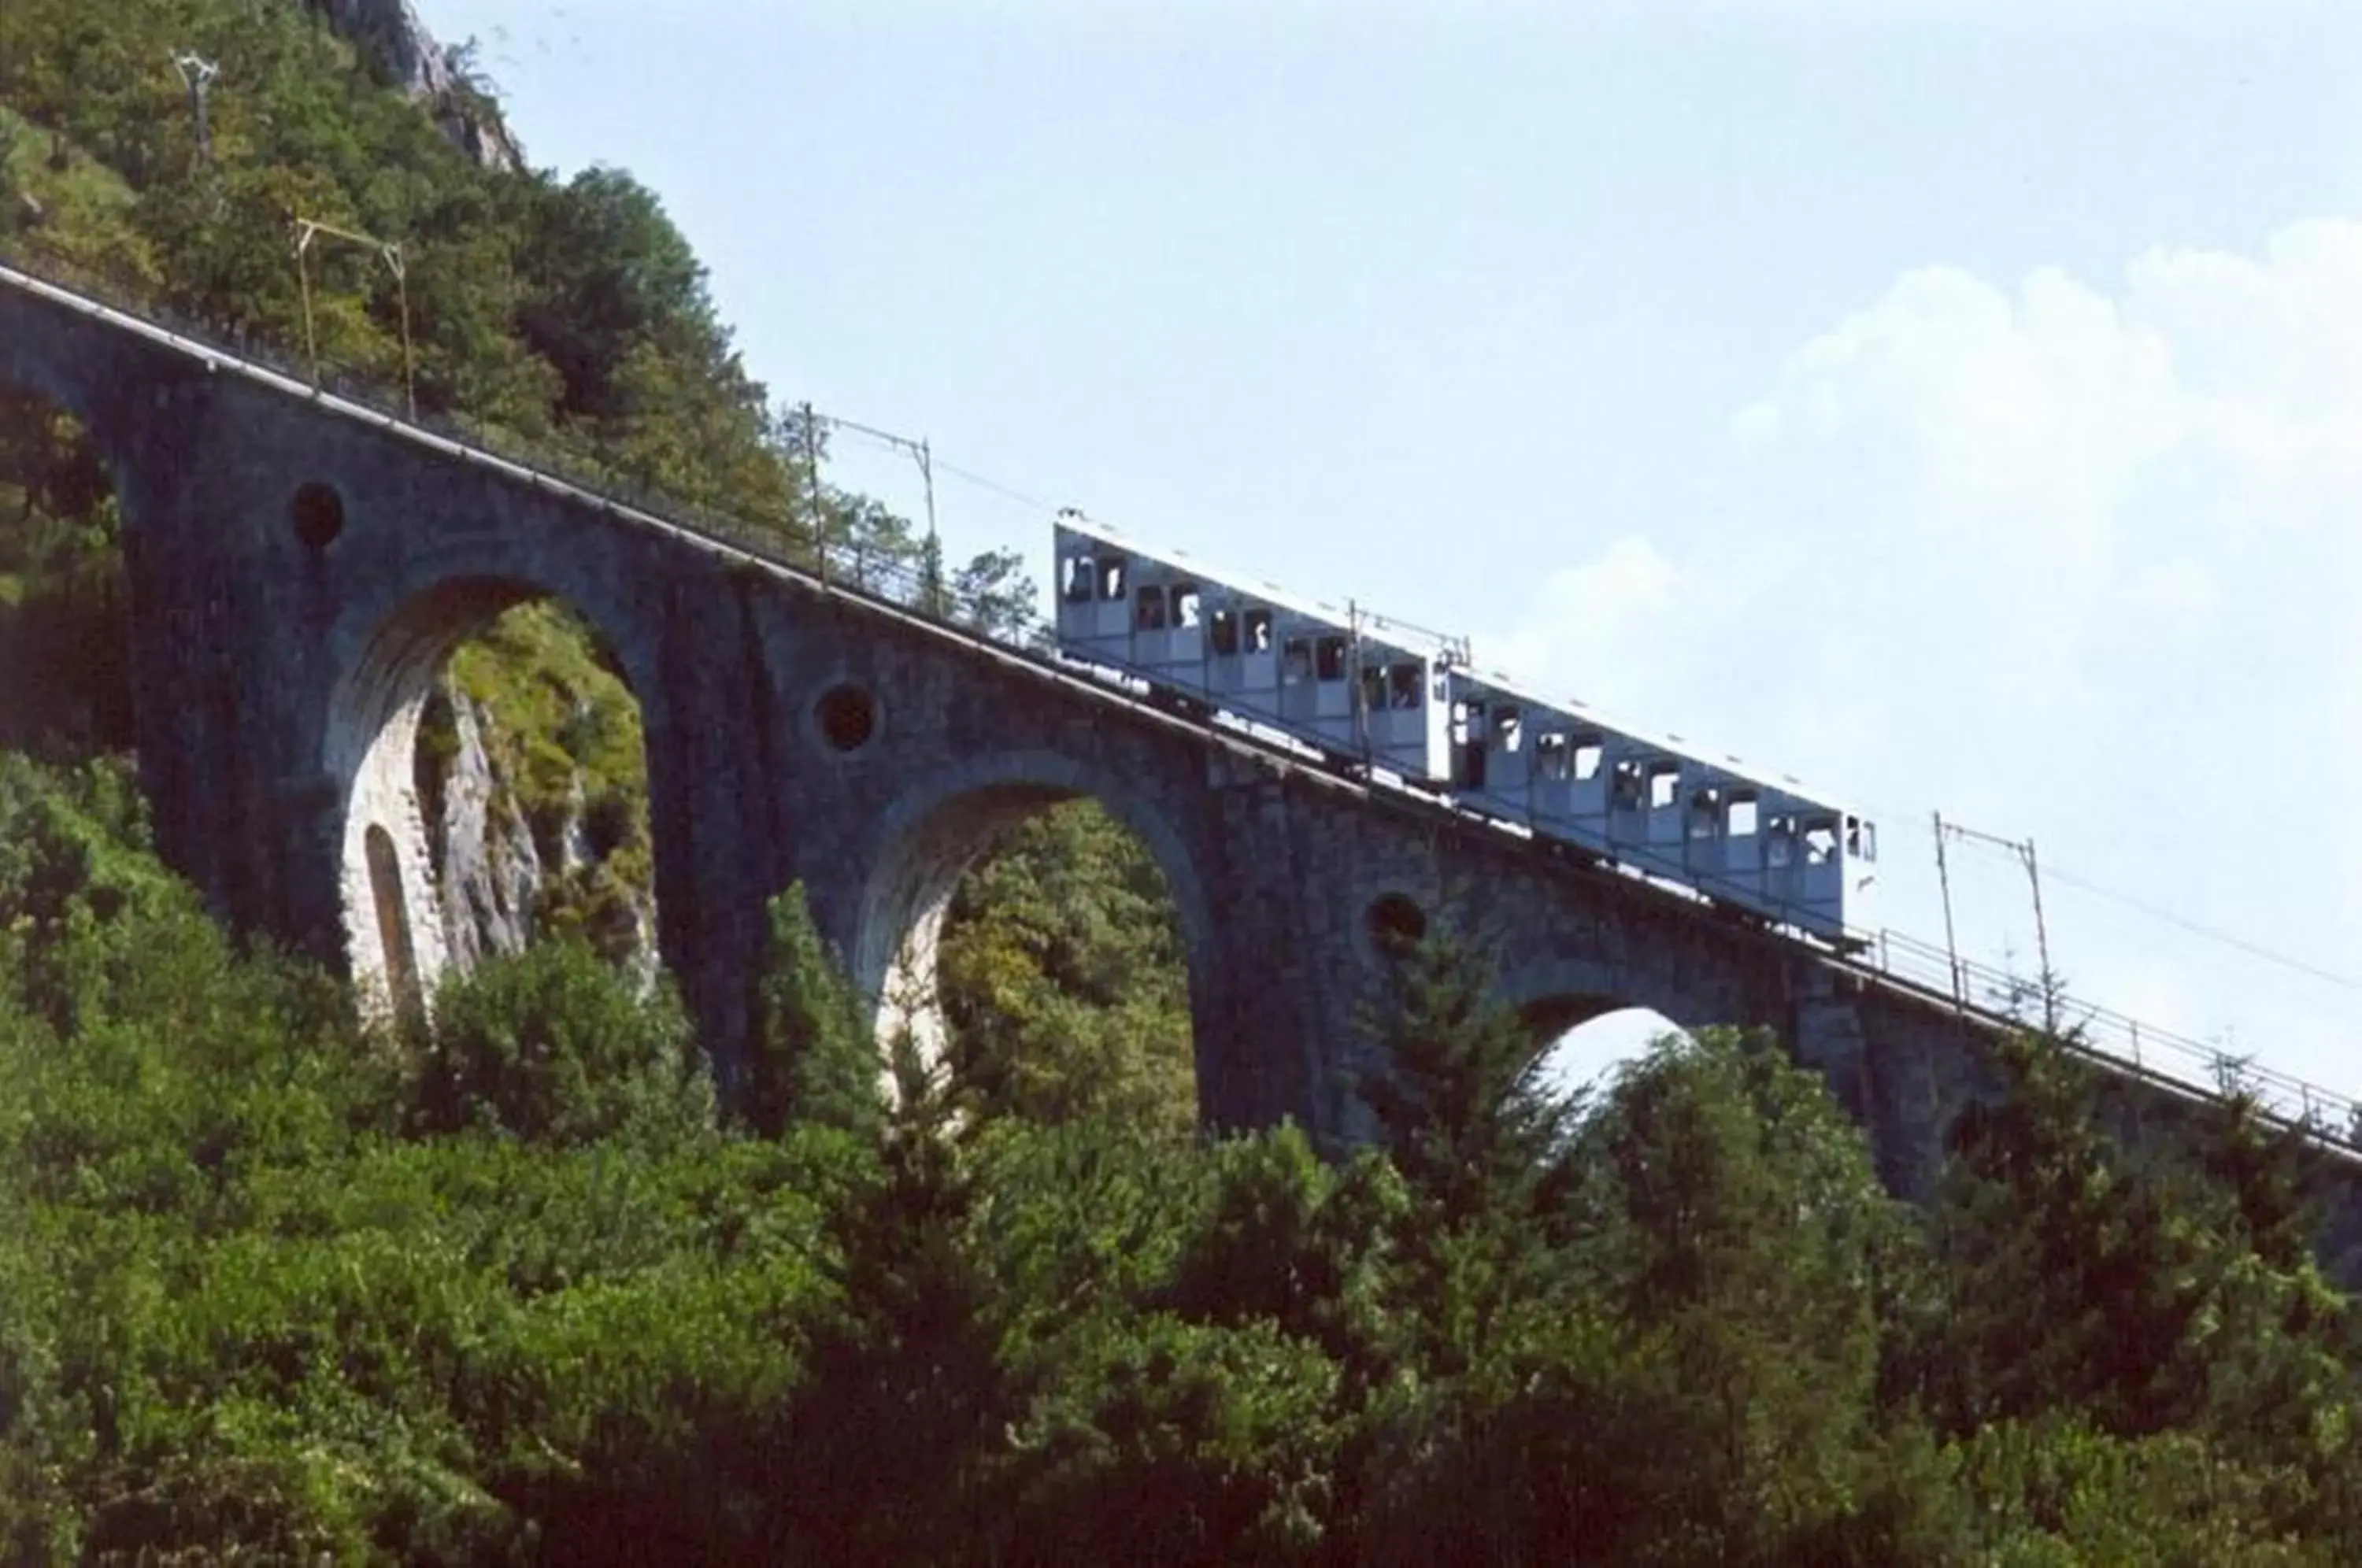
left=364, top=823, right=423, bottom=1023
left=861, top=788, right=1203, bottom=1137
left=1527, top=1000, right=1692, bottom=1103
left=0, top=387, right=133, bottom=756
left=330, top=582, right=658, bottom=1019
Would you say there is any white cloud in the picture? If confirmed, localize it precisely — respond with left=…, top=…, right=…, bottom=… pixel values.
left=1484, top=534, right=1684, bottom=712
left=1499, top=217, right=2362, bottom=1100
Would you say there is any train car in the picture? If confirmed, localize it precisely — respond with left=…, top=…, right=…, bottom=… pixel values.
left=1047, top=509, right=1879, bottom=944
left=1052, top=511, right=1464, bottom=781
left=1435, top=667, right=1879, bottom=942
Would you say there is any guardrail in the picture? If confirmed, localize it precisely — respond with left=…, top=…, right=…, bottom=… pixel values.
left=5, top=232, right=2354, bottom=1152
left=1864, top=928, right=2357, bottom=1140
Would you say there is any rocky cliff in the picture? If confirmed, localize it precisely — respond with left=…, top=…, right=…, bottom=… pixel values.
left=298, top=0, right=524, bottom=171
left=417, top=664, right=659, bottom=983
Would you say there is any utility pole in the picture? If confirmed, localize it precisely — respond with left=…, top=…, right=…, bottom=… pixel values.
left=1936, top=814, right=2058, bottom=1031
left=1932, top=810, right=1964, bottom=1015
left=818, top=412, right=947, bottom=615
left=801, top=401, right=827, bottom=588
left=172, top=53, right=220, bottom=163
left=2025, top=835, right=2055, bottom=1030
left=291, top=216, right=416, bottom=419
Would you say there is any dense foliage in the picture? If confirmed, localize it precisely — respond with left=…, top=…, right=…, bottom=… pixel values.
left=0, top=759, right=2353, bottom=1559
left=6, top=3, right=2362, bottom=1560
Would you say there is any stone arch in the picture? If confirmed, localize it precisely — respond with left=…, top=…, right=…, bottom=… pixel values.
left=1495, top=956, right=1720, bottom=1040
left=320, top=571, right=660, bottom=1015
left=852, top=748, right=1216, bottom=1109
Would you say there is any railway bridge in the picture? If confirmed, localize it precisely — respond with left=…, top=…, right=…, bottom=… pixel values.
left=4, top=257, right=2356, bottom=1267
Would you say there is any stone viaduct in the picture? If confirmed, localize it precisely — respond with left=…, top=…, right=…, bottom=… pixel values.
left=5, top=260, right=2355, bottom=1264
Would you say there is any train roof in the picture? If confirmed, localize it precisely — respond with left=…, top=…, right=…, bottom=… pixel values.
left=1053, top=509, right=1468, bottom=664
left=1051, top=508, right=1871, bottom=821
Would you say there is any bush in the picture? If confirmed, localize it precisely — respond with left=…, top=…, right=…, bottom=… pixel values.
left=413, top=937, right=712, bottom=1146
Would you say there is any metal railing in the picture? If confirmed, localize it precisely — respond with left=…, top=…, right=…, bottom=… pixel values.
left=1865, top=928, right=2357, bottom=1140
left=4, top=231, right=2355, bottom=1152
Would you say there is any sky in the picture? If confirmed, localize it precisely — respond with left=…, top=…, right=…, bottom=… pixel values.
left=430, top=0, right=2362, bottom=1105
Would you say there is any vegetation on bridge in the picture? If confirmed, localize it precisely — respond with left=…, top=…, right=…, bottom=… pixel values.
left=6, top=1, right=2362, bottom=1560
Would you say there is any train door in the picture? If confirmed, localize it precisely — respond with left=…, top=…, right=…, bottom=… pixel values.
left=1643, top=760, right=1686, bottom=862
left=1165, top=580, right=1205, bottom=667
left=1449, top=696, right=1489, bottom=790
left=1131, top=575, right=1205, bottom=674
left=1057, top=545, right=1102, bottom=655
left=1838, top=814, right=1879, bottom=933
left=1360, top=654, right=1439, bottom=778
left=1080, top=550, right=1131, bottom=649
left=1279, top=627, right=1320, bottom=726
left=1708, top=790, right=1768, bottom=904
left=1206, top=597, right=1279, bottom=718
left=1765, top=812, right=1845, bottom=934
left=1310, top=631, right=1353, bottom=745
left=1605, top=749, right=1648, bottom=852
left=1486, top=704, right=1532, bottom=822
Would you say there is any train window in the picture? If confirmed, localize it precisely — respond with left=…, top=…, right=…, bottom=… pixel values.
left=1246, top=609, right=1273, bottom=653
left=1498, top=706, right=1523, bottom=753
left=1844, top=815, right=1877, bottom=862
left=1648, top=764, right=1681, bottom=811
left=1361, top=664, right=1387, bottom=711
left=1172, top=584, right=1202, bottom=628
left=1767, top=815, right=1796, bottom=867
left=1315, top=636, right=1347, bottom=682
left=1062, top=555, right=1095, bottom=602
left=1098, top=557, right=1127, bottom=599
left=1209, top=608, right=1240, bottom=656
left=1727, top=794, right=1759, bottom=837
left=1804, top=819, right=1838, bottom=866
left=1689, top=787, right=1720, bottom=838
left=1612, top=759, right=1644, bottom=809
left=1573, top=738, right=1604, bottom=782
left=1450, top=700, right=1483, bottom=742
left=1535, top=732, right=1570, bottom=780
left=1135, top=584, right=1168, bottom=630
left=1389, top=663, right=1422, bottom=709
left=1283, top=637, right=1313, bottom=683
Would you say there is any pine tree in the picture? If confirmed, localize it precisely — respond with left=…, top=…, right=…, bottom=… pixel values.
left=745, top=882, right=879, bottom=1138
left=1357, top=923, right=1579, bottom=1226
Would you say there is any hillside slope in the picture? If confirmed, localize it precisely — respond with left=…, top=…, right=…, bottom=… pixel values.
left=0, top=0, right=1185, bottom=1112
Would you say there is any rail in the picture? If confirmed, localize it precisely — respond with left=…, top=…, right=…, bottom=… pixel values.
left=2, top=233, right=2354, bottom=1151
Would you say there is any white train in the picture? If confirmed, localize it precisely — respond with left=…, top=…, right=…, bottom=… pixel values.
left=1050, top=510, right=1879, bottom=945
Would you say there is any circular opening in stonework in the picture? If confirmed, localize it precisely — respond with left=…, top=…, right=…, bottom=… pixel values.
left=816, top=682, right=877, bottom=753
left=291, top=482, right=345, bottom=549
left=1366, top=892, right=1428, bottom=952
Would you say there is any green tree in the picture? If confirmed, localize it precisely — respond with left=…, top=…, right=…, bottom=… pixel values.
left=937, top=800, right=1198, bottom=1137
left=745, top=882, right=879, bottom=1138
left=414, top=935, right=712, bottom=1146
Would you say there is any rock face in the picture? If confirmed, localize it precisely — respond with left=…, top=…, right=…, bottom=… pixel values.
left=297, top=0, right=524, bottom=172
left=424, top=685, right=661, bottom=982
left=431, top=690, right=540, bottom=967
